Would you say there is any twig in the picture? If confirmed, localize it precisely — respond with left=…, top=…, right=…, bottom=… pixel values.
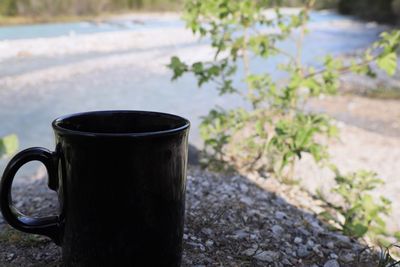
left=304, top=56, right=378, bottom=79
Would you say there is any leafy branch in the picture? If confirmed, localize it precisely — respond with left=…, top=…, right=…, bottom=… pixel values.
left=168, top=0, right=400, bottom=245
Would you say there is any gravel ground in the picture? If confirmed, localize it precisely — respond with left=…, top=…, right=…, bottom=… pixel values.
left=2, top=99, right=398, bottom=267
left=2, top=101, right=398, bottom=266
left=0, top=165, right=385, bottom=267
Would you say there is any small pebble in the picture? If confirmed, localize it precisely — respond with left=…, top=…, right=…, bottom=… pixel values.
left=205, top=240, right=214, bottom=247
left=275, top=211, right=287, bottom=220
left=333, top=233, right=350, bottom=243
left=326, top=241, right=335, bottom=249
left=201, top=228, right=212, bottom=236
left=232, top=230, right=248, bottom=239
left=240, top=196, right=254, bottom=205
left=272, top=225, right=284, bottom=236
left=239, top=184, right=249, bottom=193
left=342, top=252, right=355, bottom=263
left=294, top=237, right=302, bottom=244
left=306, top=239, right=315, bottom=247
left=242, top=247, right=257, bottom=256
left=312, top=245, right=323, bottom=257
left=330, top=253, right=338, bottom=259
left=254, top=250, right=277, bottom=262
left=6, top=253, right=15, bottom=261
left=296, top=245, right=310, bottom=258
left=324, top=259, right=340, bottom=267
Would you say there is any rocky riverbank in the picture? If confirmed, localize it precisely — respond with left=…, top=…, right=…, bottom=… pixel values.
left=0, top=10, right=399, bottom=266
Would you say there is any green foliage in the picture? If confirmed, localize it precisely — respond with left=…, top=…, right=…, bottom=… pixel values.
left=320, top=170, right=392, bottom=239
left=199, top=107, right=249, bottom=171
left=377, top=52, right=397, bottom=76
left=168, top=56, right=188, bottom=80
left=269, top=113, right=336, bottom=173
left=0, top=0, right=183, bottom=17
left=0, top=134, right=18, bottom=158
left=0, top=0, right=17, bottom=16
left=374, top=31, right=400, bottom=76
left=170, top=0, right=334, bottom=177
left=169, top=0, right=400, bottom=179
left=169, top=0, right=400, bottom=241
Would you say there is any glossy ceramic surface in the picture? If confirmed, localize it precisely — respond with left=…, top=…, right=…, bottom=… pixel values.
left=0, top=110, right=190, bottom=266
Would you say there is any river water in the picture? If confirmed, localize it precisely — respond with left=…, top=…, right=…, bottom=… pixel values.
left=0, top=10, right=388, bottom=175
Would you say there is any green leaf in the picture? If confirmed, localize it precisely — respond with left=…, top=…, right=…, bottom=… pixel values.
left=394, top=231, right=400, bottom=241
left=328, top=125, right=339, bottom=138
left=309, top=144, right=323, bottom=162
left=350, top=223, right=369, bottom=238
left=255, top=120, right=264, bottom=137
left=168, top=56, right=188, bottom=80
left=374, top=216, right=386, bottom=228
left=0, top=134, right=18, bottom=158
left=192, top=62, right=204, bottom=74
left=319, top=211, right=338, bottom=223
left=208, top=65, right=220, bottom=76
left=295, top=128, right=312, bottom=148
left=377, top=52, right=397, bottom=76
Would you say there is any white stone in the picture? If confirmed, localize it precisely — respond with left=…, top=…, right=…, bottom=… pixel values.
left=254, top=251, right=278, bottom=262
left=275, top=211, right=287, bottom=220
left=242, top=247, right=257, bottom=256
left=271, top=225, right=284, bottom=236
left=326, top=241, right=335, bottom=249
left=330, top=253, right=338, bottom=259
left=240, top=196, right=254, bottom=205
left=239, top=183, right=249, bottom=193
left=294, top=237, right=303, bottom=244
left=324, top=259, right=340, bottom=267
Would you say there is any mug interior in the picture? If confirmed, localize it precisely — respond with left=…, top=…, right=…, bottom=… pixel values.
left=53, top=111, right=189, bottom=136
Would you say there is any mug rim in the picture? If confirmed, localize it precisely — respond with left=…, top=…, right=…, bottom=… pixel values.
left=52, top=110, right=190, bottom=138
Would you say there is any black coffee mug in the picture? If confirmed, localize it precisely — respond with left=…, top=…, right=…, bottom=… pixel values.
left=0, top=110, right=190, bottom=266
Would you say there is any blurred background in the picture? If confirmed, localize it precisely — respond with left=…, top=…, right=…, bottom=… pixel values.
left=0, top=0, right=400, bottom=266
left=0, top=0, right=399, bottom=221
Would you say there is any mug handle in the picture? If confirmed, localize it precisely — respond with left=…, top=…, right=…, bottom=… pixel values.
left=0, top=147, right=61, bottom=244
